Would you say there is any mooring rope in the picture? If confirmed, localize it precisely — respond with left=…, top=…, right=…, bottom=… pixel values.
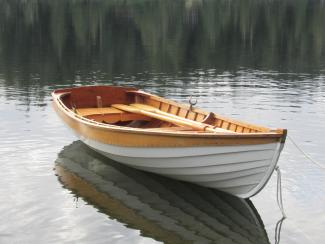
left=274, top=166, right=286, bottom=244
left=274, top=216, right=285, bottom=244
left=273, top=134, right=325, bottom=243
left=275, top=166, right=286, bottom=218
left=288, top=135, right=325, bottom=170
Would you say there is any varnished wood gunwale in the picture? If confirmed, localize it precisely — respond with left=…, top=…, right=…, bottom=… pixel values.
left=52, top=86, right=286, bottom=147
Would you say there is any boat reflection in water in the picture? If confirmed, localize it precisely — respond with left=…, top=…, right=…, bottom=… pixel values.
left=55, top=141, right=270, bottom=244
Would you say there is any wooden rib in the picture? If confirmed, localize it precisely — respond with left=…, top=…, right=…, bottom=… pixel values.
left=161, top=103, right=170, bottom=112
left=179, top=108, right=188, bottom=118
left=219, top=120, right=224, bottom=128
left=193, top=113, right=198, bottom=121
left=166, top=104, right=171, bottom=113
left=229, top=124, right=237, bottom=131
left=244, top=128, right=250, bottom=133
left=170, top=106, right=178, bottom=115
left=176, top=107, right=181, bottom=116
left=222, top=121, right=229, bottom=129
left=185, top=110, right=189, bottom=118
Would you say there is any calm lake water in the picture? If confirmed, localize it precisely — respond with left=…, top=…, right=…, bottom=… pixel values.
left=1, top=0, right=325, bottom=243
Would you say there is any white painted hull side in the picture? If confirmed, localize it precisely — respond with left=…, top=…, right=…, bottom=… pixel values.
left=81, top=137, right=282, bottom=198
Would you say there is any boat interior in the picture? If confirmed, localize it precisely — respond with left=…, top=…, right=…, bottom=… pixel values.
left=55, top=86, right=272, bottom=134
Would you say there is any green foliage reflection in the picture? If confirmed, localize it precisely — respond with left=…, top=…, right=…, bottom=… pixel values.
left=0, top=0, right=324, bottom=86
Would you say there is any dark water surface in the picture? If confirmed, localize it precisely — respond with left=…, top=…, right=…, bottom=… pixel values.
left=1, top=0, right=325, bottom=243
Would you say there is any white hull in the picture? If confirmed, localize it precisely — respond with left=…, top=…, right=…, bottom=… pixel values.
left=81, top=137, right=282, bottom=198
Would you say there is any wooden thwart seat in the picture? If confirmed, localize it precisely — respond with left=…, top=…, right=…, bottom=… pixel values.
left=75, top=107, right=150, bottom=123
left=76, top=107, right=124, bottom=117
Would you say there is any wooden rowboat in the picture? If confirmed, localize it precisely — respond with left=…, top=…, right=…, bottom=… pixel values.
left=52, top=85, right=287, bottom=198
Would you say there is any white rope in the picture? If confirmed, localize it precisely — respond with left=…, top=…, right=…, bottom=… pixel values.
left=273, top=135, right=324, bottom=243
left=273, top=166, right=286, bottom=244
left=275, top=216, right=285, bottom=244
left=288, top=135, right=325, bottom=170
left=275, top=166, right=286, bottom=218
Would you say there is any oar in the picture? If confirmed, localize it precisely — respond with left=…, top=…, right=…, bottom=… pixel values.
left=112, top=104, right=235, bottom=133
left=130, top=103, right=234, bottom=133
